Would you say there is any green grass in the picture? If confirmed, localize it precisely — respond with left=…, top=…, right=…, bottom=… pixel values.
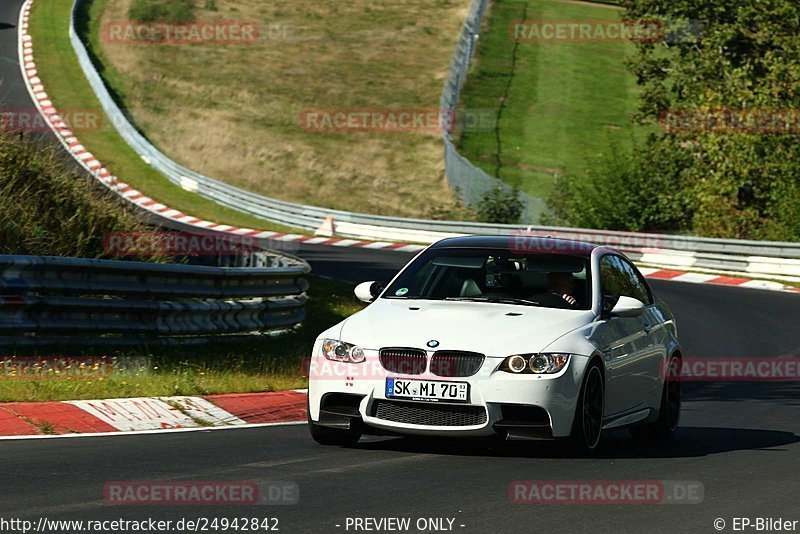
left=0, top=276, right=364, bottom=402
left=28, top=0, right=300, bottom=235
left=457, top=0, right=650, bottom=200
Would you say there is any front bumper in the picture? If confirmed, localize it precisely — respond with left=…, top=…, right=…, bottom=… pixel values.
left=308, top=352, right=591, bottom=439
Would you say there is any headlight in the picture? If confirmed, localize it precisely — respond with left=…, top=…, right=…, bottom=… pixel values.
left=506, top=355, right=528, bottom=373
left=321, top=339, right=366, bottom=363
left=501, top=353, right=570, bottom=374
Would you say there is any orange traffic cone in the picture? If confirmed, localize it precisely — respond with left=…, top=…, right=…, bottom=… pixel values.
left=315, top=215, right=335, bottom=237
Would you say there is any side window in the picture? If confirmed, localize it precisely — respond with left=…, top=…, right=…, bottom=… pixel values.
left=601, top=254, right=653, bottom=309
left=599, top=255, right=628, bottom=311
left=617, top=257, right=653, bottom=305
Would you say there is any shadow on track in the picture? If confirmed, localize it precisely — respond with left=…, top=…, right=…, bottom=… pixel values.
left=684, top=381, right=800, bottom=406
left=354, top=426, right=799, bottom=460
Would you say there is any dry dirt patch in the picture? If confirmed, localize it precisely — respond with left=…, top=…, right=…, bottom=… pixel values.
left=96, top=0, right=473, bottom=218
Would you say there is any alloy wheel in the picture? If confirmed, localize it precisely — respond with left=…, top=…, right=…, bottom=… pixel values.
left=582, top=366, right=604, bottom=449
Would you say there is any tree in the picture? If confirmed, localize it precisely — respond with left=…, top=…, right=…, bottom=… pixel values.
left=622, top=0, right=800, bottom=240
left=549, top=0, right=800, bottom=241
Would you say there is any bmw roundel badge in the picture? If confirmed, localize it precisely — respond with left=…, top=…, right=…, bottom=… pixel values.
left=427, top=340, right=440, bottom=348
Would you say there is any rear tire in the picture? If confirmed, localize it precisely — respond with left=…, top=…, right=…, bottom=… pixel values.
left=569, top=362, right=604, bottom=454
left=630, top=355, right=681, bottom=441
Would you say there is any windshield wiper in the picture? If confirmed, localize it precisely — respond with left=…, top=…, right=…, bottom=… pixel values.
left=444, top=296, right=541, bottom=306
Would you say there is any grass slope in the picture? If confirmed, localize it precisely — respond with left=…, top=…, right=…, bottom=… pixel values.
left=0, top=131, right=163, bottom=259
left=458, top=0, right=647, bottom=200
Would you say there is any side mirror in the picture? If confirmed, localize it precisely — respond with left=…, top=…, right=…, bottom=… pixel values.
left=610, top=296, right=645, bottom=318
left=354, top=281, right=384, bottom=303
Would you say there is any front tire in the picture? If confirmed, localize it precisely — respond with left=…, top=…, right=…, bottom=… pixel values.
left=569, top=362, right=604, bottom=453
left=307, top=403, right=362, bottom=447
left=308, top=421, right=362, bottom=447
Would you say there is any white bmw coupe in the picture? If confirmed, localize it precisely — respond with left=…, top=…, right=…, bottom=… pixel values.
left=308, top=236, right=682, bottom=452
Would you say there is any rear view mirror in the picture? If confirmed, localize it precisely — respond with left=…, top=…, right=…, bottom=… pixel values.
left=610, top=296, right=645, bottom=317
left=354, top=281, right=384, bottom=303
left=524, top=256, right=585, bottom=273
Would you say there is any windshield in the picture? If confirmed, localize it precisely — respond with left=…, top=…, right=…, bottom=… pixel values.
left=384, top=248, right=592, bottom=310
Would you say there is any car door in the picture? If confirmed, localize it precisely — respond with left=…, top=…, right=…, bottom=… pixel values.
left=616, top=256, right=666, bottom=405
left=591, top=254, right=652, bottom=417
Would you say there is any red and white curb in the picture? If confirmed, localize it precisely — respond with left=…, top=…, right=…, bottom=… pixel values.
left=638, top=267, right=800, bottom=293
left=0, top=390, right=308, bottom=438
left=16, top=0, right=424, bottom=255
left=16, top=0, right=800, bottom=293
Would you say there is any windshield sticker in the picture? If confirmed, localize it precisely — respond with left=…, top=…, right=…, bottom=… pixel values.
left=395, top=287, right=409, bottom=296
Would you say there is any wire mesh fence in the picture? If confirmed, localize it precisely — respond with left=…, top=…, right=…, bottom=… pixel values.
left=439, top=0, right=546, bottom=224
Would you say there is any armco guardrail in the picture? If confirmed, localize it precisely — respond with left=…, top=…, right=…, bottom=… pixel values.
left=62, top=0, right=800, bottom=279
left=0, top=253, right=310, bottom=345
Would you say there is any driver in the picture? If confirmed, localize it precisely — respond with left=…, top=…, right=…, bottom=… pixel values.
left=544, top=272, right=578, bottom=307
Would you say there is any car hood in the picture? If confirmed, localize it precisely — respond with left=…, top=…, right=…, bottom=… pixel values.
left=337, top=298, right=595, bottom=357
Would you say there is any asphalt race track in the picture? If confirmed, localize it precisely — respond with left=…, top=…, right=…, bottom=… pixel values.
left=1, top=2, right=799, bottom=532
left=0, top=0, right=54, bottom=146
left=0, top=0, right=32, bottom=125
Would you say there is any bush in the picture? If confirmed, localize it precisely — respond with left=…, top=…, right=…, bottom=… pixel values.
left=474, top=185, right=525, bottom=224
left=544, top=139, right=693, bottom=233
left=0, top=132, right=167, bottom=260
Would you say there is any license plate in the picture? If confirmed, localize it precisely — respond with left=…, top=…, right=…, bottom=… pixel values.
left=385, top=378, right=469, bottom=403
